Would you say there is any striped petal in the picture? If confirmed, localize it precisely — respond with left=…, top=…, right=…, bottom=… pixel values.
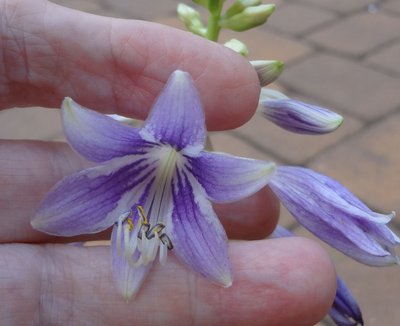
left=140, top=71, right=206, bottom=155
left=170, top=168, right=232, bottom=286
left=111, top=225, right=151, bottom=301
left=31, top=154, right=157, bottom=236
left=187, top=151, right=275, bottom=203
left=62, top=98, right=152, bottom=163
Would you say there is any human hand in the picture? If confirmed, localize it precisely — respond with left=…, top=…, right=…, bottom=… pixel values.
left=0, top=1, right=336, bottom=325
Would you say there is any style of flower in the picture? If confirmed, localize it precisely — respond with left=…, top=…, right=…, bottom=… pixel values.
left=269, top=166, right=399, bottom=266
left=31, top=70, right=275, bottom=300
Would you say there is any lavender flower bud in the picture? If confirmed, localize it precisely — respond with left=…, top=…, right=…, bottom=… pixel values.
left=251, top=60, right=284, bottom=86
left=260, top=96, right=343, bottom=135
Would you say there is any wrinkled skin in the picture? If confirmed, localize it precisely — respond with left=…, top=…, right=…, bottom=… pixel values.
left=0, top=1, right=336, bottom=325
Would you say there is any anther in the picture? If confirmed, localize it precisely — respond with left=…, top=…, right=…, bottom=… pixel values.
left=160, top=233, right=173, bottom=250
left=146, top=223, right=166, bottom=239
left=137, top=223, right=150, bottom=240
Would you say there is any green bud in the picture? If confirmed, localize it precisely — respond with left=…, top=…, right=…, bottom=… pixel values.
left=224, top=0, right=262, bottom=18
left=219, top=4, right=275, bottom=32
left=250, top=60, right=284, bottom=86
left=177, top=3, right=207, bottom=36
left=224, top=39, right=249, bottom=56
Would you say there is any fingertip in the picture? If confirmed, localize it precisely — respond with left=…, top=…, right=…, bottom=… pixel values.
left=108, top=21, right=261, bottom=130
left=228, top=237, right=336, bottom=325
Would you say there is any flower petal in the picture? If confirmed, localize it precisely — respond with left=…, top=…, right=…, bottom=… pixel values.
left=170, top=168, right=232, bottom=286
left=140, top=71, right=206, bottom=155
left=269, top=166, right=399, bottom=266
left=62, top=98, right=152, bottom=162
left=188, top=151, right=275, bottom=203
left=111, top=225, right=151, bottom=301
left=31, top=154, right=157, bottom=236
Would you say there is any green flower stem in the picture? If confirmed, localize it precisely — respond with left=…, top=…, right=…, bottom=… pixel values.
left=205, top=1, right=224, bottom=41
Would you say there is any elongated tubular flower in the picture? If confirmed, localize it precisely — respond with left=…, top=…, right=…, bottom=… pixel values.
left=31, top=70, right=276, bottom=300
left=269, top=166, right=399, bottom=266
left=271, top=226, right=364, bottom=326
left=258, top=88, right=343, bottom=134
left=329, top=277, right=364, bottom=326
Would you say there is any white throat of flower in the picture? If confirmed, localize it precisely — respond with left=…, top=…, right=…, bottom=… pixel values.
left=116, top=146, right=179, bottom=267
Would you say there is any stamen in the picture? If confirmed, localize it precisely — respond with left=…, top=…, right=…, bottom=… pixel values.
left=146, top=223, right=165, bottom=239
left=137, top=205, right=149, bottom=225
left=116, top=213, right=126, bottom=254
left=116, top=206, right=174, bottom=268
left=137, top=224, right=150, bottom=240
left=126, top=218, right=134, bottom=232
left=125, top=225, right=139, bottom=256
left=123, top=224, right=130, bottom=253
left=159, top=242, right=168, bottom=265
left=160, top=233, right=173, bottom=250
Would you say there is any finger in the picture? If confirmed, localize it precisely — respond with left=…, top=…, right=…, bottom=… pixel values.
left=1, top=0, right=259, bottom=130
left=0, top=237, right=336, bottom=325
left=0, top=140, right=279, bottom=243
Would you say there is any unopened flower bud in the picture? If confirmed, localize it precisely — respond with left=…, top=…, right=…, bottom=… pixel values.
left=177, top=3, right=206, bottom=36
left=225, top=0, right=262, bottom=18
left=219, top=4, right=275, bottom=32
left=224, top=38, right=249, bottom=56
left=251, top=60, right=284, bottom=86
left=260, top=96, right=344, bottom=135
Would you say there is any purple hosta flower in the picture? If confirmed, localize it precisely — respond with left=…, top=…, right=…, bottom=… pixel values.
left=329, top=277, right=364, bottom=326
left=31, top=70, right=275, bottom=300
left=269, top=166, right=399, bottom=266
left=271, top=226, right=364, bottom=326
left=258, top=88, right=343, bottom=134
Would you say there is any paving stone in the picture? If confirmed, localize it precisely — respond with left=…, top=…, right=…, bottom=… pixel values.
left=299, top=0, right=373, bottom=14
left=294, top=225, right=400, bottom=326
left=306, top=12, right=400, bottom=57
left=382, top=0, right=400, bottom=15
left=266, top=3, right=337, bottom=37
left=310, top=112, right=400, bottom=224
left=221, top=29, right=313, bottom=62
left=208, top=131, right=277, bottom=162
left=233, top=103, right=363, bottom=165
left=280, top=53, right=400, bottom=121
left=365, top=40, right=400, bottom=76
left=0, top=108, right=63, bottom=140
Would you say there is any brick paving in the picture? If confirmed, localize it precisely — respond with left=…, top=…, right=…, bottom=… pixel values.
left=1, top=0, right=399, bottom=325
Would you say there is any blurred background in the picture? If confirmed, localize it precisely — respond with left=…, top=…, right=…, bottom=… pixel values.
left=1, top=0, right=399, bottom=324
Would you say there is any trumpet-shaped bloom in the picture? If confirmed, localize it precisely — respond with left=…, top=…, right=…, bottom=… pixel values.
left=269, top=166, right=399, bottom=266
left=258, top=88, right=343, bottom=134
left=329, top=277, right=364, bottom=326
left=31, top=70, right=275, bottom=300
